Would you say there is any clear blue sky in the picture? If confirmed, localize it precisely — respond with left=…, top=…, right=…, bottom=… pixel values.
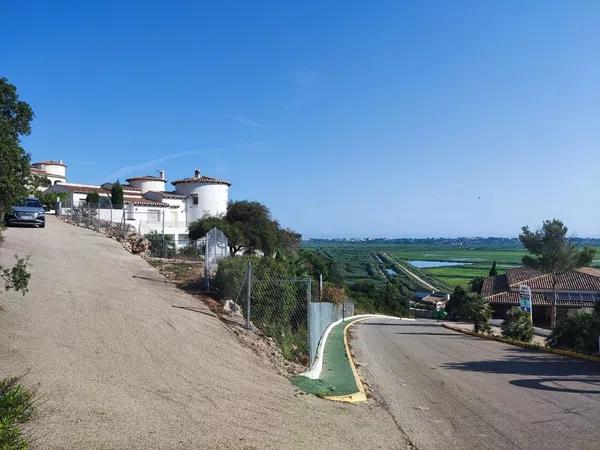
left=3, top=1, right=600, bottom=238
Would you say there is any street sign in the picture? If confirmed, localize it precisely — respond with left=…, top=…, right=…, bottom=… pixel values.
left=519, top=285, right=533, bottom=321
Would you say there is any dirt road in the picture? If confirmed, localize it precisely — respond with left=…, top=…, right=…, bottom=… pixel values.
left=0, top=217, right=408, bottom=449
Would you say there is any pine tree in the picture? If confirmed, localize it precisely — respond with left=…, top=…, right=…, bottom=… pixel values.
left=489, top=261, right=498, bottom=276
left=111, top=181, right=124, bottom=209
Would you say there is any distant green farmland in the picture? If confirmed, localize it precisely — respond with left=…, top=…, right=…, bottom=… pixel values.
left=303, top=241, right=600, bottom=290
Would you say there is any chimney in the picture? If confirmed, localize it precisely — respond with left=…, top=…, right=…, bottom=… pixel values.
left=159, top=170, right=165, bottom=180
left=194, top=169, right=200, bottom=178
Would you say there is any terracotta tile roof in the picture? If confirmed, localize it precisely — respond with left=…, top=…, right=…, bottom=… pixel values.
left=505, top=267, right=542, bottom=286
left=52, top=184, right=110, bottom=195
left=487, top=291, right=600, bottom=307
left=576, top=267, right=600, bottom=278
left=126, top=175, right=166, bottom=182
left=123, top=196, right=169, bottom=207
left=32, top=160, right=67, bottom=167
left=171, top=175, right=231, bottom=186
left=481, top=274, right=509, bottom=297
left=145, top=191, right=186, bottom=199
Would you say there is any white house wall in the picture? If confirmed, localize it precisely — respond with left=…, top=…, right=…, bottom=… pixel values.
left=174, top=183, right=228, bottom=223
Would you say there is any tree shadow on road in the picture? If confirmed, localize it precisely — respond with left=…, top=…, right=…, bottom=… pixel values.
left=441, top=347, right=600, bottom=393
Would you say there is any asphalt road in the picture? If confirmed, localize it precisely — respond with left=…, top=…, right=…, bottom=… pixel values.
left=0, top=218, right=409, bottom=449
left=354, top=318, right=600, bottom=450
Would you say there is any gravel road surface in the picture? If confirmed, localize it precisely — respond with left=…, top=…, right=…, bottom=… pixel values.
left=354, top=318, right=600, bottom=450
left=0, top=217, right=409, bottom=449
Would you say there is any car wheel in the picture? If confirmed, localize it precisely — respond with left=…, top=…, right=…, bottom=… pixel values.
left=40, top=223, right=45, bottom=228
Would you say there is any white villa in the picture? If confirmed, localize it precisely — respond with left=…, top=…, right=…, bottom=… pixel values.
left=35, top=161, right=231, bottom=247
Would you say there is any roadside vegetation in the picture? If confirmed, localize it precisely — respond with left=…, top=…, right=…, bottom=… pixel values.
left=0, top=77, right=35, bottom=449
left=501, top=308, right=534, bottom=343
left=0, top=377, right=36, bottom=450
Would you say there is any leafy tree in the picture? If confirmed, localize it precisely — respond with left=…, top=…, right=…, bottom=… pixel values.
left=446, top=285, right=469, bottom=320
left=501, top=307, right=534, bottom=342
left=0, top=78, right=33, bottom=220
left=547, top=310, right=600, bottom=353
left=85, top=192, right=100, bottom=204
left=28, top=173, right=51, bottom=193
left=468, top=276, right=484, bottom=293
left=298, top=249, right=344, bottom=286
left=489, top=261, right=498, bottom=276
left=38, top=191, right=69, bottom=210
left=0, top=77, right=32, bottom=297
left=463, top=293, right=492, bottom=334
left=188, top=215, right=245, bottom=255
left=110, top=181, right=124, bottom=209
left=188, top=200, right=301, bottom=257
left=225, top=201, right=280, bottom=255
left=519, top=219, right=595, bottom=328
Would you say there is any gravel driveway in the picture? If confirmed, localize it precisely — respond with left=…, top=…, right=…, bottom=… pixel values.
left=0, top=217, right=408, bottom=449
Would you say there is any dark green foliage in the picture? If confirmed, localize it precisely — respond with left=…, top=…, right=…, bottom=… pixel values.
left=215, top=256, right=308, bottom=359
left=463, top=294, right=492, bottom=334
left=38, top=191, right=69, bottom=210
left=0, top=377, right=35, bottom=450
left=298, top=249, right=343, bottom=286
left=177, top=244, right=203, bottom=259
left=110, top=181, right=124, bottom=208
left=85, top=192, right=100, bottom=204
left=501, top=307, right=534, bottom=342
left=446, top=285, right=469, bottom=320
left=547, top=310, right=600, bottom=353
left=520, top=219, right=596, bottom=327
left=489, top=261, right=498, bottom=276
left=1, top=257, right=30, bottom=295
left=145, top=231, right=176, bottom=258
left=468, top=276, right=484, bottom=293
left=188, top=200, right=301, bottom=257
left=0, top=78, right=32, bottom=297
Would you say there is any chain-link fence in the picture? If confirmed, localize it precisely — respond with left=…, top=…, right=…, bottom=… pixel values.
left=215, top=259, right=312, bottom=362
left=57, top=198, right=202, bottom=260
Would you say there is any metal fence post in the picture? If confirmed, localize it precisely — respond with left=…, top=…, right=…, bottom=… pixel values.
left=246, top=262, right=252, bottom=329
left=307, top=277, right=312, bottom=363
left=319, top=273, right=323, bottom=301
left=162, top=210, right=166, bottom=258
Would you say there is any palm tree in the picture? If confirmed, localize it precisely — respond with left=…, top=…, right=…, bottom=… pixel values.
left=464, top=293, right=492, bottom=333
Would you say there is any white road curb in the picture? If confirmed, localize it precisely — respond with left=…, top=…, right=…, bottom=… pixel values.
left=299, top=314, right=415, bottom=380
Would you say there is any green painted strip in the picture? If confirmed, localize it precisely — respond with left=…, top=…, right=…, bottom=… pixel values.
left=292, top=319, right=360, bottom=397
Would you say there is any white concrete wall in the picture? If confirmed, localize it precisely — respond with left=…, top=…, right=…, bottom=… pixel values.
left=174, top=183, right=229, bottom=223
left=35, top=163, right=66, bottom=178
left=128, top=179, right=166, bottom=193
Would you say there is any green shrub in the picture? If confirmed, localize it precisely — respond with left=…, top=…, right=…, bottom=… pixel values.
left=0, top=377, right=35, bottom=450
left=215, top=256, right=309, bottom=359
left=501, top=307, right=534, bottom=342
left=177, top=243, right=203, bottom=259
left=548, top=310, right=600, bottom=353
left=85, top=192, right=100, bottom=204
left=145, top=231, right=176, bottom=258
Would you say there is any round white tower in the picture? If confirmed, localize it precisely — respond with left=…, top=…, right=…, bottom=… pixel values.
left=31, top=160, right=67, bottom=185
left=126, top=174, right=167, bottom=194
left=172, top=169, right=230, bottom=223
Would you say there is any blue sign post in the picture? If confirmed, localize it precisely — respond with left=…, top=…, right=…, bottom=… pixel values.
left=519, top=285, right=533, bottom=322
